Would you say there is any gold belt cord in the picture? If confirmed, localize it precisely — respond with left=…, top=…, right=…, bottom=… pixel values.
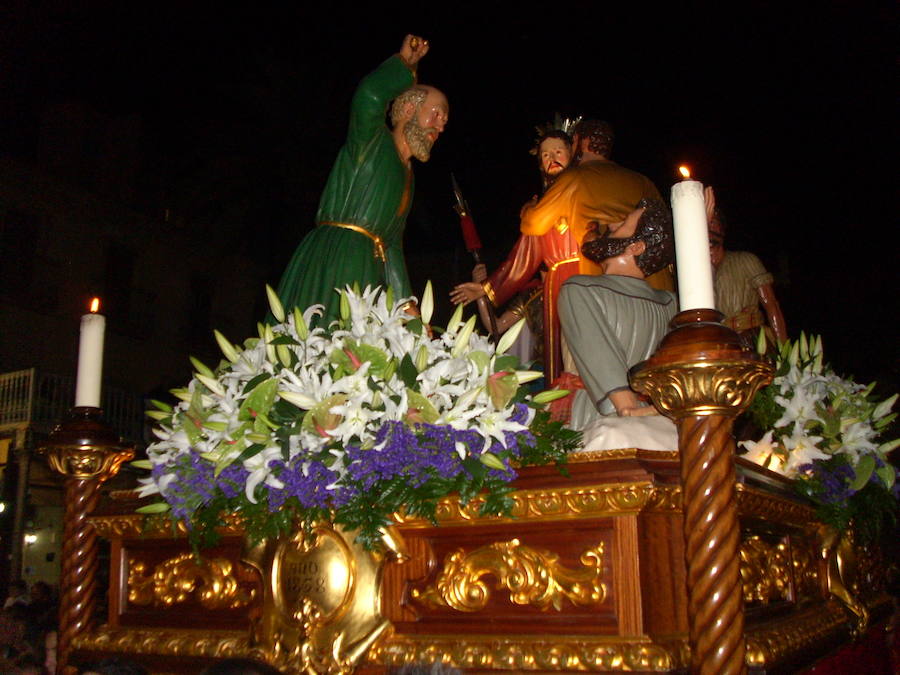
left=320, top=221, right=386, bottom=262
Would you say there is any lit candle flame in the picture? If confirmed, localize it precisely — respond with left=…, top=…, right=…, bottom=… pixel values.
left=678, top=166, right=691, bottom=179
left=89, top=298, right=101, bottom=313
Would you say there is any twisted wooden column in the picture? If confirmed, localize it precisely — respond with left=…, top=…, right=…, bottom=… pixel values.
left=631, top=309, right=772, bottom=675
left=39, top=407, right=134, bottom=675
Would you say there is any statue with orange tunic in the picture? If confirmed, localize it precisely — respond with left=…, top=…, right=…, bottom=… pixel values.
left=451, top=120, right=672, bottom=383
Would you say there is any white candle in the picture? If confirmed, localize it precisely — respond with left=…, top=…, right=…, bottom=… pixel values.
left=671, top=175, right=715, bottom=310
left=75, top=299, right=106, bottom=407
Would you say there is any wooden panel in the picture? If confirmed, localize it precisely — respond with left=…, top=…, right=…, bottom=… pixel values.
left=115, top=537, right=258, bottom=631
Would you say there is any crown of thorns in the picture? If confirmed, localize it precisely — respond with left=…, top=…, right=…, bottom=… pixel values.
left=530, top=114, right=582, bottom=155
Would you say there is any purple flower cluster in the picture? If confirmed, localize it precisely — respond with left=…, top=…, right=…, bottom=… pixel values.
left=156, top=451, right=249, bottom=524
left=800, top=461, right=857, bottom=504
left=158, top=414, right=539, bottom=522
left=267, top=458, right=344, bottom=511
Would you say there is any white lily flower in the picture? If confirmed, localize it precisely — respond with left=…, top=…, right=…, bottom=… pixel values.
left=474, top=408, right=528, bottom=453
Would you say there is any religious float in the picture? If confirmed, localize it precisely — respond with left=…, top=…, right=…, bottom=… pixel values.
left=39, top=183, right=896, bottom=675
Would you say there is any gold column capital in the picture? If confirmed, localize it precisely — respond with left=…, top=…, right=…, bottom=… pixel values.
left=39, top=406, right=135, bottom=482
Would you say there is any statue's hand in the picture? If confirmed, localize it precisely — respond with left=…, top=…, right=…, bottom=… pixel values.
left=400, top=34, right=430, bottom=69
left=449, top=282, right=485, bottom=305
left=472, top=264, right=487, bottom=283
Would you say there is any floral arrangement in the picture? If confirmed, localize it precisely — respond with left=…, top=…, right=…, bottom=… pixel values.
left=135, top=284, right=579, bottom=549
left=742, top=333, right=899, bottom=541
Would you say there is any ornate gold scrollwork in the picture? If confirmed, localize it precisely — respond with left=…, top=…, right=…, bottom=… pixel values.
left=411, top=538, right=607, bottom=612
left=371, top=634, right=688, bottom=672
left=72, top=626, right=251, bottom=658
left=736, top=485, right=817, bottom=528
left=45, top=445, right=134, bottom=482
left=790, top=535, right=821, bottom=600
left=818, top=524, right=869, bottom=636
left=745, top=602, right=849, bottom=666
left=394, top=483, right=681, bottom=527
left=631, top=360, right=773, bottom=419
left=739, top=536, right=791, bottom=605
left=241, top=522, right=404, bottom=674
left=127, top=553, right=255, bottom=610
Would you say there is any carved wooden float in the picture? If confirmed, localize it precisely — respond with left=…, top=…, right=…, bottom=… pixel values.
left=60, top=450, right=890, bottom=674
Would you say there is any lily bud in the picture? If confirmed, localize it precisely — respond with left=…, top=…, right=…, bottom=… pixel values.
left=196, top=374, right=226, bottom=397
left=189, top=356, right=214, bottom=378
left=420, top=280, right=434, bottom=326
left=531, top=389, right=570, bottom=404
left=451, top=315, right=477, bottom=358
left=480, top=452, right=507, bottom=471
left=515, top=370, right=543, bottom=384
left=446, top=302, right=464, bottom=334
left=279, top=390, right=317, bottom=409
left=496, top=317, right=526, bottom=356
left=214, top=330, right=240, bottom=364
left=266, top=284, right=285, bottom=323
left=293, top=307, right=309, bottom=340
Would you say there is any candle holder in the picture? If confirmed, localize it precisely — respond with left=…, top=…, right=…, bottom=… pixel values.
left=39, top=406, right=134, bottom=675
left=630, top=308, right=772, bottom=675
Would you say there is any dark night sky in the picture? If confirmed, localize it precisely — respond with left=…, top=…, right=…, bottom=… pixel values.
left=2, top=1, right=897, bottom=388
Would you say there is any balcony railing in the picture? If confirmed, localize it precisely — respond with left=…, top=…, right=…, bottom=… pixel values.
left=0, top=368, right=145, bottom=443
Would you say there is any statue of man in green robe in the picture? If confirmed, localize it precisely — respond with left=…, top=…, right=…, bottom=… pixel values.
left=275, top=34, right=449, bottom=325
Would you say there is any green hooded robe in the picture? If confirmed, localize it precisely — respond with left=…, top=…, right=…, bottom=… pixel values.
left=275, top=55, right=415, bottom=325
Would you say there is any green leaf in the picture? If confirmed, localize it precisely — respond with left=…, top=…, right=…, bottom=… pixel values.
left=145, top=410, right=170, bottom=421
left=406, top=389, right=440, bottom=424
left=238, top=378, right=279, bottom=421
left=235, top=443, right=266, bottom=464
left=179, top=411, right=203, bottom=446
left=494, top=355, right=518, bottom=372
left=300, top=394, right=348, bottom=435
left=468, top=350, right=490, bottom=374
left=150, top=399, right=173, bottom=412
left=130, top=459, right=152, bottom=470
left=406, top=318, right=424, bottom=336
left=487, top=371, right=518, bottom=409
left=354, top=344, right=390, bottom=377
left=340, top=289, right=350, bottom=320
left=875, top=464, right=895, bottom=489
left=399, top=354, right=419, bottom=389
left=849, top=454, right=876, bottom=491
left=243, top=372, right=271, bottom=394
